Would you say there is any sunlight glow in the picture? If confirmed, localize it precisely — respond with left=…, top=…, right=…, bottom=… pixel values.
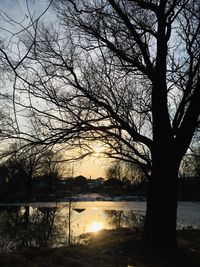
left=87, top=221, right=103, bottom=233
left=92, top=143, right=106, bottom=157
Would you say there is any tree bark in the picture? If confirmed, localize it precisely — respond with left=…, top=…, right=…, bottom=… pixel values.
left=143, top=153, right=179, bottom=249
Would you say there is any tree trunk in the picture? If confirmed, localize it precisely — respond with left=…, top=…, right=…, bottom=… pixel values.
left=143, top=155, right=179, bottom=249
left=26, top=176, right=32, bottom=200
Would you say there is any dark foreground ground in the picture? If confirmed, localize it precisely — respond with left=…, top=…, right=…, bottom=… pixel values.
left=0, top=229, right=199, bottom=267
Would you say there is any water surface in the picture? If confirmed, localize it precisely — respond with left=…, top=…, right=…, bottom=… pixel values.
left=0, top=201, right=199, bottom=250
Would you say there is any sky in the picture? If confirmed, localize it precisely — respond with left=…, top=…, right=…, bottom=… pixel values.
left=74, top=157, right=109, bottom=179
left=0, top=0, right=50, bottom=34
left=0, top=0, right=110, bottom=179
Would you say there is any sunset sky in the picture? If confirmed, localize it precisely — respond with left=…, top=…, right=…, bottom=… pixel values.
left=0, top=0, right=108, bottom=179
left=74, top=157, right=109, bottom=179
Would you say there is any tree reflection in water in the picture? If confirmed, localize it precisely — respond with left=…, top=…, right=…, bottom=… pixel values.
left=0, top=206, right=68, bottom=251
left=104, top=210, right=144, bottom=229
left=0, top=207, right=145, bottom=250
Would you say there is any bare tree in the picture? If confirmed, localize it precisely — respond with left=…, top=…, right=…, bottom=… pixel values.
left=2, top=0, right=200, bottom=249
left=0, top=1, right=53, bottom=148
left=180, top=144, right=200, bottom=177
left=0, top=142, right=62, bottom=200
left=106, top=159, right=146, bottom=184
left=106, top=160, right=125, bottom=181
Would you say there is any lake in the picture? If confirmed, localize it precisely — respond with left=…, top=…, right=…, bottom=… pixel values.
left=0, top=200, right=199, bottom=250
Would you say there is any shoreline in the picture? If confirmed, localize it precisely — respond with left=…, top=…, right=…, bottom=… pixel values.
left=0, top=228, right=199, bottom=267
left=1, top=193, right=200, bottom=204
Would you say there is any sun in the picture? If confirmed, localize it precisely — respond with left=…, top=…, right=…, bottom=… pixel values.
left=87, top=221, right=103, bottom=233
left=92, top=143, right=106, bottom=157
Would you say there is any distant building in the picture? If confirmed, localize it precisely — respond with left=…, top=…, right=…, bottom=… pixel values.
left=88, top=177, right=105, bottom=188
left=73, top=175, right=88, bottom=190
left=103, top=178, right=123, bottom=189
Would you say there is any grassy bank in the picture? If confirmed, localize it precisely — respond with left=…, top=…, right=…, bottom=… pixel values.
left=0, top=229, right=199, bottom=267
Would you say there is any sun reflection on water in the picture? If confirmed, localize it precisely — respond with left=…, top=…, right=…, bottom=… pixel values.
left=87, top=221, right=104, bottom=233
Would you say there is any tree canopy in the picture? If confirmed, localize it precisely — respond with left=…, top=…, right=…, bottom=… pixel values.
left=0, top=0, right=200, bottom=248
left=3, top=0, right=198, bottom=168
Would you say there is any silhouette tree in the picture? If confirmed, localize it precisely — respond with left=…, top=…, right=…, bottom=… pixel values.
left=189, top=146, right=200, bottom=178
left=2, top=0, right=200, bottom=248
left=106, top=160, right=125, bottom=181
left=106, top=159, right=146, bottom=185
left=0, top=143, right=61, bottom=200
